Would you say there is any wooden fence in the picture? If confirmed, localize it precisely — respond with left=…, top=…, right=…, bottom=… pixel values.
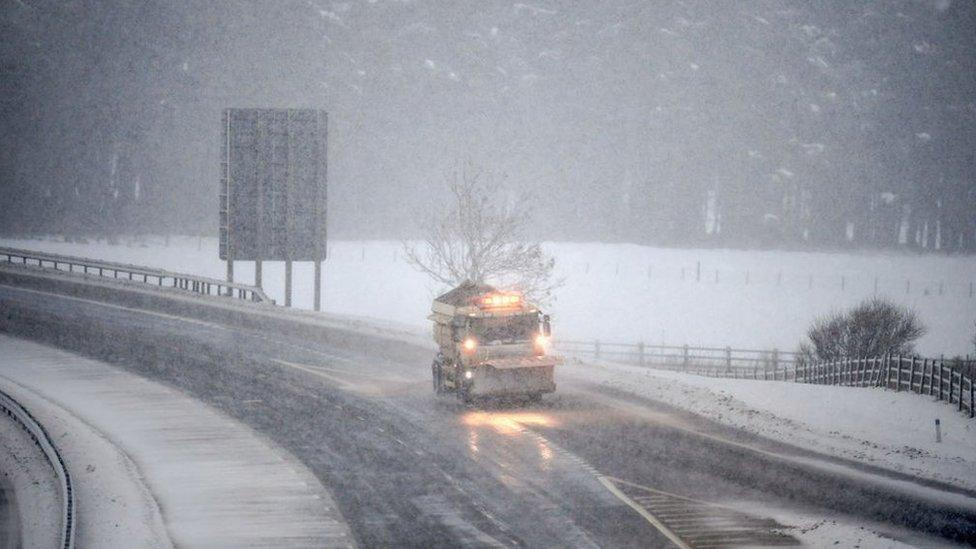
left=555, top=340, right=799, bottom=381
left=557, top=340, right=975, bottom=418
left=796, top=355, right=975, bottom=418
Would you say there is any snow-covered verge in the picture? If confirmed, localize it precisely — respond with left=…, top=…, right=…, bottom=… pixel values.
left=765, top=508, right=926, bottom=548
left=0, top=334, right=355, bottom=548
left=562, top=360, right=976, bottom=493
left=1, top=366, right=173, bottom=547
left=0, top=409, right=60, bottom=549
left=2, top=236, right=974, bottom=356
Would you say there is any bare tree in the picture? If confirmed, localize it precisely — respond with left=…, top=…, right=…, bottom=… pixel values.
left=403, top=163, right=561, bottom=303
left=798, top=297, right=927, bottom=364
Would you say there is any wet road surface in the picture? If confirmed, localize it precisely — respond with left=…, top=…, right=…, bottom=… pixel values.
left=1, top=282, right=974, bottom=547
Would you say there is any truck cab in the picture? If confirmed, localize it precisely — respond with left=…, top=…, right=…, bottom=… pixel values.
left=430, top=281, right=559, bottom=403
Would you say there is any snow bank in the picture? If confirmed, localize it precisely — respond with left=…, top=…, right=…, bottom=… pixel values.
left=562, top=360, right=976, bottom=492
left=2, top=236, right=972, bottom=356
left=0, top=410, right=61, bottom=549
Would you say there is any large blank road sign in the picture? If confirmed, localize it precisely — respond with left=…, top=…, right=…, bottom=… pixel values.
left=219, top=108, right=327, bottom=261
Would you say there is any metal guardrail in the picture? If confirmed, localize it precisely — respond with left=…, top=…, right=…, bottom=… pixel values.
left=0, top=247, right=272, bottom=304
left=556, top=339, right=798, bottom=379
left=0, top=386, right=76, bottom=549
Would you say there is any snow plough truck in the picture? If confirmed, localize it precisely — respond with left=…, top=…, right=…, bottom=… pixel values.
left=430, top=281, right=560, bottom=403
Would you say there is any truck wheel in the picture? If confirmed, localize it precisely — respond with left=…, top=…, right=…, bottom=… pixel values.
left=432, top=361, right=444, bottom=395
left=456, top=381, right=471, bottom=404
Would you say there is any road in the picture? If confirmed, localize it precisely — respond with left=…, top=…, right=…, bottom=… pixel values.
left=1, top=281, right=975, bottom=547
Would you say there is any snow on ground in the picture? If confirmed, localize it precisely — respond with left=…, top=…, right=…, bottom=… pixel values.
left=2, top=236, right=973, bottom=356
left=2, top=367, right=173, bottom=547
left=0, top=334, right=355, bottom=548
left=561, top=360, right=976, bottom=492
left=0, top=408, right=60, bottom=549
left=759, top=506, right=927, bottom=548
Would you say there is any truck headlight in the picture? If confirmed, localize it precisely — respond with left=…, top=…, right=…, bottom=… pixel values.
left=534, top=334, right=550, bottom=355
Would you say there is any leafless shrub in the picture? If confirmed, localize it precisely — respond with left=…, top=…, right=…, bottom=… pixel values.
left=403, top=162, right=562, bottom=304
left=799, top=297, right=927, bottom=363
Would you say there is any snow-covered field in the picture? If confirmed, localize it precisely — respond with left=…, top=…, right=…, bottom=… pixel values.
left=562, top=360, right=976, bottom=493
left=3, top=236, right=974, bottom=356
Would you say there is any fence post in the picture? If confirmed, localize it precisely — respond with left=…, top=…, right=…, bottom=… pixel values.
left=638, top=341, right=645, bottom=367
left=959, top=366, right=964, bottom=412
left=725, top=347, right=732, bottom=374
left=893, top=356, right=900, bottom=392
left=682, top=345, right=689, bottom=370
left=969, top=362, right=976, bottom=418
left=920, top=359, right=927, bottom=394
left=909, top=357, right=916, bottom=393
left=772, top=349, right=779, bottom=380
left=938, top=359, right=944, bottom=401
left=928, top=359, right=936, bottom=396
left=594, top=340, right=601, bottom=360
left=947, top=363, right=954, bottom=404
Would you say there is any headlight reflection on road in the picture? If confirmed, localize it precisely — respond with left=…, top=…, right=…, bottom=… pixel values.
left=536, top=437, right=554, bottom=470
left=462, top=411, right=556, bottom=436
left=462, top=412, right=558, bottom=467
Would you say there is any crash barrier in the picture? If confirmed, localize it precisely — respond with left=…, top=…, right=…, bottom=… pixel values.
left=556, top=340, right=799, bottom=380
left=797, top=355, right=975, bottom=418
left=0, top=387, right=76, bottom=549
left=0, top=247, right=272, bottom=304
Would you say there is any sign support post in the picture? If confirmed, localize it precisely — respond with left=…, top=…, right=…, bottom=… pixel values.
left=285, top=260, right=293, bottom=307
left=314, top=259, right=322, bottom=312
left=220, top=108, right=327, bottom=309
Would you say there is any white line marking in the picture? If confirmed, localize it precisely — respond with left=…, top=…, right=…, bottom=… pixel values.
left=597, top=476, right=692, bottom=549
left=270, top=358, right=358, bottom=390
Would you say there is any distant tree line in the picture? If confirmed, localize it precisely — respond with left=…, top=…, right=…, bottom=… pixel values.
left=1, top=1, right=973, bottom=253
